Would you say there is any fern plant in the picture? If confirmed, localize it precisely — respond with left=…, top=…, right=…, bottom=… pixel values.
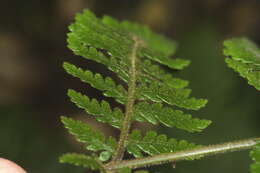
left=59, top=10, right=260, bottom=173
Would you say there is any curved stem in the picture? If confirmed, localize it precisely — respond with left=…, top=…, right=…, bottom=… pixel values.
left=106, top=137, right=260, bottom=170
left=112, top=36, right=140, bottom=161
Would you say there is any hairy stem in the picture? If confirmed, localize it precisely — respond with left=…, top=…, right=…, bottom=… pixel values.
left=106, top=137, right=260, bottom=170
left=112, top=36, right=140, bottom=161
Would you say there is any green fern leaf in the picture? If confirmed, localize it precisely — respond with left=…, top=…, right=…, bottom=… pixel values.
left=250, top=143, right=260, bottom=173
left=67, top=89, right=123, bottom=128
left=59, top=153, right=101, bottom=170
left=224, top=38, right=260, bottom=90
left=118, top=20, right=177, bottom=56
left=140, top=59, right=189, bottom=89
left=225, top=58, right=260, bottom=90
left=67, top=9, right=208, bottom=112
left=137, top=82, right=207, bottom=110
left=140, top=48, right=190, bottom=70
left=133, top=102, right=211, bottom=132
left=224, top=38, right=260, bottom=65
left=68, top=10, right=132, bottom=59
left=66, top=40, right=130, bottom=82
left=61, top=9, right=211, bottom=171
left=63, top=62, right=127, bottom=104
left=114, top=18, right=191, bottom=69
left=61, top=116, right=116, bottom=161
left=127, top=130, right=199, bottom=158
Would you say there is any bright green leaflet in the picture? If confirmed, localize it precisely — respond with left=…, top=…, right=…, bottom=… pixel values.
left=224, top=38, right=260, bottom=91
left=127, top=130, right=199, bottom=158
left=61, top=116, right=117, bottom=161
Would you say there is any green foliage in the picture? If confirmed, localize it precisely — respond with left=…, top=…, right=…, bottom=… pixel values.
left=60, top=9, right=211, bottom=172
left=63, top=62, right=127, bottom=104
left=133, top=102, right=210, bottom=132
left=250, top=144, right=260, bottom=173
left=61, top=116, right=116, bottom=161
left=66, top=88, right=210, bottom=132
left=127, top=130, right=198, bottom=158
left=224, top=38, right=260, bottom=90
left=136, top=81, right=208, bottom=110
left=67, top=89, right=123, bottom=128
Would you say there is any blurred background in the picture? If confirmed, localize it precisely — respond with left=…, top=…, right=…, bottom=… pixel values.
left=0, top=0, right=260, bottom=173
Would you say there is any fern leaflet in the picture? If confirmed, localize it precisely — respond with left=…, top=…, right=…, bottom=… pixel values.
left=224, top=38, right=260, bottom=90
left=127, top=130, right=198, bottom=158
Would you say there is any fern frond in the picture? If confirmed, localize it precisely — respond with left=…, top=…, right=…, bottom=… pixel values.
left=67, top=89, right=123, bottom=128
left=68, top=10, right=132, bottom=59
left=61, top=116, right=116, bottom=161
left=59, top=153, right=101, bottom=170
left=127, top=130, right=199, bottom=158
left=61, top=9, right=211, bottom=171
left=137, top=82, right=207, bottom=110
left=116, top=19, right=190, bottom=69
left=224, top=38, right=260, bottom=90
left=63, top=62, right=127, bottom=104
left=225, top=58, right=260, bottom=90
left=66, top=10, right=208, bottom=111
left=119, top=20, right=177, bottom=56
left=101, top=15, right=177, bottom=56
left=66, top=41, right=130, bottom=82
left=250, top=143, right=260, bottom=173
left=102, top=15, right=190, bottom=71
left=133, top=102, right=211, bottom=132
left=224, top=38, right=260, bottom=65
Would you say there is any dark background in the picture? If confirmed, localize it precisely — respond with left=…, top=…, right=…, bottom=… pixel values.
left=0, top=0, right=260, bottom=173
